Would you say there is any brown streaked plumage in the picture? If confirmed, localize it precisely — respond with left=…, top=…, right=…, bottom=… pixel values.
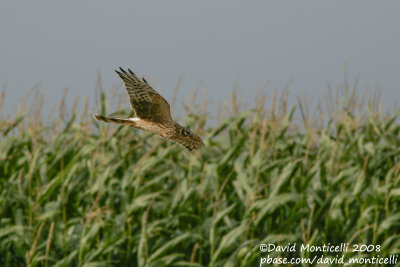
left=94, top=67, right=204, bottom=151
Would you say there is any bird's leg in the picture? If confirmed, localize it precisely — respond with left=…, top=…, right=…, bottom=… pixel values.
left=94, top=114, right=136, bottom=126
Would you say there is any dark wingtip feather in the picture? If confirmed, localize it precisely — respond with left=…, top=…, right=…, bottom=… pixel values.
left=128, top=68, right=135, bottom=75
left=119, top=67, right=129, bottom=75
left=94, top=114, right=105, bottom=121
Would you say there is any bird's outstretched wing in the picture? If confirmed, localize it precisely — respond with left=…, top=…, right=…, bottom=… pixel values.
left=115, top=67, right=173, bottom=124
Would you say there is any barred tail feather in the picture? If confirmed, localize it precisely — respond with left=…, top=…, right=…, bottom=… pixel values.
left=94, top=114, right=135, bottom=125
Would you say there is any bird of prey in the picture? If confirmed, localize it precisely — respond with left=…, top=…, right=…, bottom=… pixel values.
left=94, top=67, right=204, bottom=151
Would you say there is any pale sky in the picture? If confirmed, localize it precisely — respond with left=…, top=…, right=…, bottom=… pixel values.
left=1, top=1, right=399, bottom=119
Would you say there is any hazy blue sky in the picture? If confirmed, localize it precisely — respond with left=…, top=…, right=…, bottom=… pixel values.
left=1, top=1, right=399, bottom=118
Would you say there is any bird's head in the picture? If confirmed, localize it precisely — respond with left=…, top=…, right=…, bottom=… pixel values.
left=171, top=123, right=205, bottom=151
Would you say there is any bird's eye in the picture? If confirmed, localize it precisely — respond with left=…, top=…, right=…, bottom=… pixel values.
left=181, top=129, right=192, bottom=137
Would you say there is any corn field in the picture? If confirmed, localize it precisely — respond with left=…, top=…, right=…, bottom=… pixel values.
left=1, top=80, right=400, bottom=267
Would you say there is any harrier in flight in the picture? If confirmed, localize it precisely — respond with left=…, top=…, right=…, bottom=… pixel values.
left=94, top=68, right=204, bottom=150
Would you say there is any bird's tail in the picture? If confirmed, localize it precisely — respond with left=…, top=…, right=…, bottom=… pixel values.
left=94, top=114, right=135, bottom=126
